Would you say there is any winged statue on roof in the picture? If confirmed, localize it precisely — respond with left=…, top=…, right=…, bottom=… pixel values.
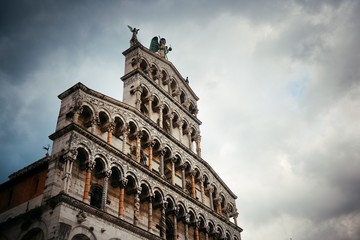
left=149, top=36, right=172, bottom=59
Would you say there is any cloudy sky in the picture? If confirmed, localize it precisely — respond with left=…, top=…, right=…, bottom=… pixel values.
left=1, top=0, right=359, bottom=239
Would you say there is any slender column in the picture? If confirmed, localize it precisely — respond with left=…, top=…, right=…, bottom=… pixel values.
left=178, top=120, right=184, bottom=137
left=168, top=113, right=174, bottom=135
left=195, top=222, right=200, bottom=240
left=134, top=187, right=142, bottom=225
left=158, top=104, right=164, bottom=128
left=91, top=117, right=97, bottom=133
left=208, top=187, right=214, bottom=210
left=83, top=160, right=95, bottom=203
left=101, top=169, right=112, bottom=209
left=136, top=131, right=142, bottom=163
left=233, top=212, right=239, bottom=226
left=217, top=198, right=222, bottom=215
left=122, top=126, right=129, bottom=154
left=184, top=214, right=190, bottom=240
left=204, top=227, right=209, bottom=240
left=118, top=178, right=128, bottom=217
left=148, top=141, right=155, bottom=171
left=107, top=123, right=115, bottom=144
left=181, top=165, right=186, bottom=191
left=171, top=158, right=176, bottom=185
left=148, top=96, right=154, bottom=117
left=200, top=178, right=205, bottom=204
left=188, top=129, right=193, bottom=151
left=148, top=196, right=153, bottom=232
left=160, top=201, right=168, bottom=239
left=135, top=87, right=142, bottom=110
left=191, top=171, right=196, bottom=198
left=62, top=148, right=77, bottom=193
left=195, top=134, right=202, bottom=158
left=173, top=211, right=178, bottom=240
left=160, top=148, right=166, bottom=178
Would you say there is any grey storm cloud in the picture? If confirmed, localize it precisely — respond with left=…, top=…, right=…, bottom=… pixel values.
left=1, top=0, right=359, bottom=240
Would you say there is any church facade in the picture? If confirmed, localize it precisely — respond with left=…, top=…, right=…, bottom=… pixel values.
left=0, top=33, right=242, bottom=240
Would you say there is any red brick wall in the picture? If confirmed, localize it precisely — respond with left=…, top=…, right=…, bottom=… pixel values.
left=0, top=165, right=47, bottom=213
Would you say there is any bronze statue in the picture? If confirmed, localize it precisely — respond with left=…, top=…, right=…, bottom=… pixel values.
left=128, top=25, right=139, bottom=46
left=149, top=36, right=172, bottom=59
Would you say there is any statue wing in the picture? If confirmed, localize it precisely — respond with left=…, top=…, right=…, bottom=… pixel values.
left=149, top=36, right=159, bottom=52
left=128, top=25, right=134, bottom=32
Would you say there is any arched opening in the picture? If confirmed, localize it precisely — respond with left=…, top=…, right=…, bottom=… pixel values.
left=78, top=105, right=93, bottom=129
left=188, top=210, right=196, bottom=239
left=98, top=111, right=110, bottom=132
left=152, top=190, right=164, bottom=237
left=189, top=101, right=197, bottom=116
left=194, top=168, right=202, bottom=200
left=152, top=139, right=161, bottom=175
left=90, top=184, right=103, bottom=209
left=180, top=90, right=186, bottom=104
left=140, top=59, right=148, bottom=74
left=140, top=87, right=150, bottom=116
left=151, top=64, right=159, bottom=81
left=183, top=162, right=192, bottom=194
left=113, top=117, right=124, bottom=138
left=162, top=104, right=170, bottom=133
left=21, top=228, right=44, bottom=240
left=163, top=146, right=172, bottom=182
left=71, top=234, right=90, bottom=240
left=124, top=175, right=137, bottom=222
left=76, top=148, right=88, bottom=170
left=198, top=216, right=207, bottom=240
left=170, top=79, right=178, bottom=97
left=140, top=130, right=150, bottom=166
left=166, top=217, right=174, bottom=240
left=161, top=70, right=168, bottom=86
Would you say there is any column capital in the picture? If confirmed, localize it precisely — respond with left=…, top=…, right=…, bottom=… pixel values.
left=63, top=148, right=77, bottom=162
left=119, top=178, right=128, bottom=188
left=86, top=160, right=96, bottom=171
left=137, top=186, right=143, bottom=194
left=206, top=186, right=214, bottom=193
left=104, top=169, right=112, bottom=179
left=161, top=200, right=168, bottom=210
left=107, top=122, right=116, bottom=132
left=136, top=131, right=143, bottom=139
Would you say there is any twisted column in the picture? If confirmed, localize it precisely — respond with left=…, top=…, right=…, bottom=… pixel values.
left=158, top=104, right=164, bottom=128
left=62, top=148, right=77, bottom=193
left=122, top=126, right=129, bottom=154
left=101, top=169, right=112, bottom=209
left=207, top=186, right=214, bottom=210
left=134, top=187, right=142, bottom=225
left=148, top=196, right=153, bottom=232
left=184, top=214, right=190, bottom=240
left=195, top=134, right=202, bottom=158
left=135, top=86, right=142, bottom=111
left=135, top=131, right=143, bottom=163
left=160, top=200, right=168, bottom=239
left=148, top=141, right=155, bottom=171
left=159, top=148, right=166, bottom=178
left=191, top=171, right=196, bottom=198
